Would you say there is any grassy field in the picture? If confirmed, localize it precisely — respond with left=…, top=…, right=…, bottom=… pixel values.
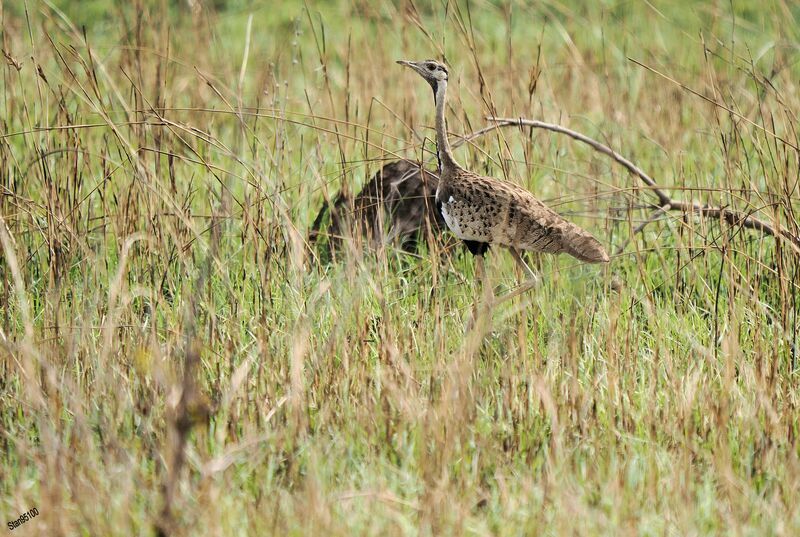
left=2, top=0, right=800, bottom=535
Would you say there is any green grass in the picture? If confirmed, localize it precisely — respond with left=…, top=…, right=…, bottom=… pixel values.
left=1, top=0, right=799, bottom=535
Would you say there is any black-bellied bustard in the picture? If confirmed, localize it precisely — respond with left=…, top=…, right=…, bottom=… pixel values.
left=397, top=59, right=608, bottom=309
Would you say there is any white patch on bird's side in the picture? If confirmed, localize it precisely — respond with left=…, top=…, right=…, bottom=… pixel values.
left=442, top=196, right=483, bottom=241
left=440, top=197, right=464, bottom=238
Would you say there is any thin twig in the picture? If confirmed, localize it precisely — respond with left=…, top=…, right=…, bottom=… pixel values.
left=614, top=204, right=671, bottom=256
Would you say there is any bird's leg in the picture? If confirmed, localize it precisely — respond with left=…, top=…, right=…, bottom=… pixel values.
left=491, top=248, right=538, bottom=307
left=475, top=253, right=494, bottom=305
left=511, top=248, right=537, bottom=281
left=466, top=253, right=493, bottom=333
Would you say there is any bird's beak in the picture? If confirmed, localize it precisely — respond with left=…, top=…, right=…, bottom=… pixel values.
left=397, top=60, right=426, bottom=77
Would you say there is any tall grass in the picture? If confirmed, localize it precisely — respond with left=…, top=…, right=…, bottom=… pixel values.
left=1, top=0, right=799, bottom=535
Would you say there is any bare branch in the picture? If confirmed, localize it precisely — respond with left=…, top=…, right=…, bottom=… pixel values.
left=485, top=117, right=800, bottom=254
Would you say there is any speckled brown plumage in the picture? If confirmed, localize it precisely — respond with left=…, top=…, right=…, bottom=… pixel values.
left=438, top=168, right=609, bottom=263
left=398, top=58, right=609, bottom=265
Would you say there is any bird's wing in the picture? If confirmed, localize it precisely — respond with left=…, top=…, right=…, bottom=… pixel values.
left=451, top=171, right=609, bottom=263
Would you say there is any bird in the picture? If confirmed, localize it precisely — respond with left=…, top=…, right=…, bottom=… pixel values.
left=397, top=58, right=609, bottom=308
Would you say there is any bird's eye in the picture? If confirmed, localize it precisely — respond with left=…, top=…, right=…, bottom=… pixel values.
left=427, top=64, right=435, bottom=71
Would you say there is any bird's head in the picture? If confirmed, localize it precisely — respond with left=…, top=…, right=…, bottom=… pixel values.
left=396, top=59, right=449, bottom=90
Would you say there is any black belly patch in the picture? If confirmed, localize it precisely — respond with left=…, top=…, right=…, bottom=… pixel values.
left=463, top=240, right=490, bottom=256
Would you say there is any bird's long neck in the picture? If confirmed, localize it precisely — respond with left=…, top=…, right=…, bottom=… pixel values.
left=433, top=79, right=459, bottom=176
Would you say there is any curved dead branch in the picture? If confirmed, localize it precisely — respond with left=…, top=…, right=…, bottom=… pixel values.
left=487, top=117, right=800, bottom=255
